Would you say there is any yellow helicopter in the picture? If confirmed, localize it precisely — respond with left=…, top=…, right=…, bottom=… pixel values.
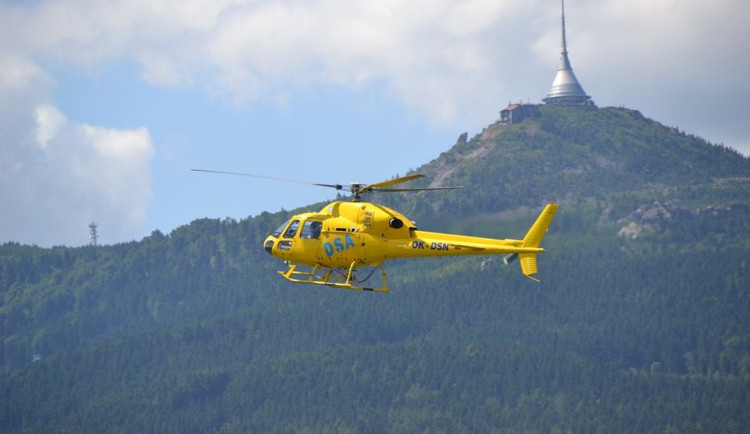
left=193, top=170, right=558, bottom=293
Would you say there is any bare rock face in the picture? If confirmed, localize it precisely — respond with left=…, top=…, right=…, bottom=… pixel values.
left=616, top=200, right=748, bottom=240
left=456, top=132, right=468, bottom=146
left=617, top=200, right=688, bottom=239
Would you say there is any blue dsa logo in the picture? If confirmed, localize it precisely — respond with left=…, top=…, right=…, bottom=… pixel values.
left=323, top=234, right=356, bottom=257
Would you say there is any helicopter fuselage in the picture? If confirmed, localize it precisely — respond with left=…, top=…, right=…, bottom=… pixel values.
left=193, top=169, right=558, bottom=291
left=263, top=201, right=557, bottom=290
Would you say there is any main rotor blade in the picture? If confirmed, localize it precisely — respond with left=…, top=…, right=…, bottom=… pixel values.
left=374, top=186, right=463, bottom=192
left=191, top=169, right=342, bottom=190
left=192, top=169, right=458, bottom=198
left=360, top=174, right=425, bottom=191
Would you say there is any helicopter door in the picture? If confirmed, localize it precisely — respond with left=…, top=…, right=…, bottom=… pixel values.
left=298, top=220, right=323, bottom=260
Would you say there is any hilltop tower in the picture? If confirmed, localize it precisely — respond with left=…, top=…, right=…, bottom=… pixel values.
left=89, top=221, right=98, bottom=247
left=543, top=0, right=595, bottom=108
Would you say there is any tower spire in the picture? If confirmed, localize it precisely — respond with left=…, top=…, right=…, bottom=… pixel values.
left=543, top=0, right=595, bottom=108
left=560, top=0, right=570, bottom=69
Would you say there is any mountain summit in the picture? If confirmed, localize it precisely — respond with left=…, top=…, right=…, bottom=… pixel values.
left=401, top=105, right=748, bottom=218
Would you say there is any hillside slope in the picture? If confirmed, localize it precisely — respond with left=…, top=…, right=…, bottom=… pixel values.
left=394, top=106, right=748, bottom=220
left=2, top=106, right=750, bottom=433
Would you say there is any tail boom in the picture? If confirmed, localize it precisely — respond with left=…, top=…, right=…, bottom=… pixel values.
left=383, top=203, right=558, bottom=281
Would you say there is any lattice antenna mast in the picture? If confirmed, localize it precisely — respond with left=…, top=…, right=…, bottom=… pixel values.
left=89, top=221, right=98, bottom=247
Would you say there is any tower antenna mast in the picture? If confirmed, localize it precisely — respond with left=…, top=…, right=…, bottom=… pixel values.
left=89, top=221, right=98, bottom=247
left=561, top=0, right=569, bottom=64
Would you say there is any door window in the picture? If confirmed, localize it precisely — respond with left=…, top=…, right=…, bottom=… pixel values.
left=300, top=220, right=322, bottom=239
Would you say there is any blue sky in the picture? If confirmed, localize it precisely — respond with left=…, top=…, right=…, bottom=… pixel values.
left=2, top=0, right=749, bottom=247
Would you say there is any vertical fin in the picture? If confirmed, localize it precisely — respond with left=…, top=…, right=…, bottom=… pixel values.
left=517, top=203, right=559, bottom=281
left=523, top=203, right=559, bottom=248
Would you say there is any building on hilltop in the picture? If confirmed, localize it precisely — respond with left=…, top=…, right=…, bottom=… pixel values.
left=543, top=0, right=596, bottom=108
left=499, top=103, right=541, bottom=125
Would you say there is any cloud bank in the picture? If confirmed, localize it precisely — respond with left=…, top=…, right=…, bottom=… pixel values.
left=4, top=0, right=748, bottom=127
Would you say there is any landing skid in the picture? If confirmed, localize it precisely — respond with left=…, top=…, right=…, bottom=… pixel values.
left=278, top=262, right=390, bottom=293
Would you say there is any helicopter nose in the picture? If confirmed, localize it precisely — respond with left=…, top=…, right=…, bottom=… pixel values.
left=264, top=237, right=275, bottom=255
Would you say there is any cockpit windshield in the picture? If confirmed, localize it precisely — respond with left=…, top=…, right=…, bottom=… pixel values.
left=282, top=220, right=301, bottom=238
left=271, top=219, right=291, bottom=238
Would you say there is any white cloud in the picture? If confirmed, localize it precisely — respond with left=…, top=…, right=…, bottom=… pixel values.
left=203, top=0, right=541, bottom=122
left=34, top=104, right=66, bottom=149
left=0, top=55, right=154, bottom=247
left=6, top=0, right=532, bottom=121
left=77, top=124, right=154, bottom=225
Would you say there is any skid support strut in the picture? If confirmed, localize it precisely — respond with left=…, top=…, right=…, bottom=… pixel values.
left=278, top=261, right=390, bottom=293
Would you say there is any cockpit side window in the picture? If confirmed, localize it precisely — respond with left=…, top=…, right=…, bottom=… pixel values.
left=272, top=219, right=291, bottom=238
left=282, top=220, right=301, bottom=239
left=300, top=220, right=322, bottom=239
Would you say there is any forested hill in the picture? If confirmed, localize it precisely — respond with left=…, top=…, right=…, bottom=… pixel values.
left=3, top=106, right=750, bottom=433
